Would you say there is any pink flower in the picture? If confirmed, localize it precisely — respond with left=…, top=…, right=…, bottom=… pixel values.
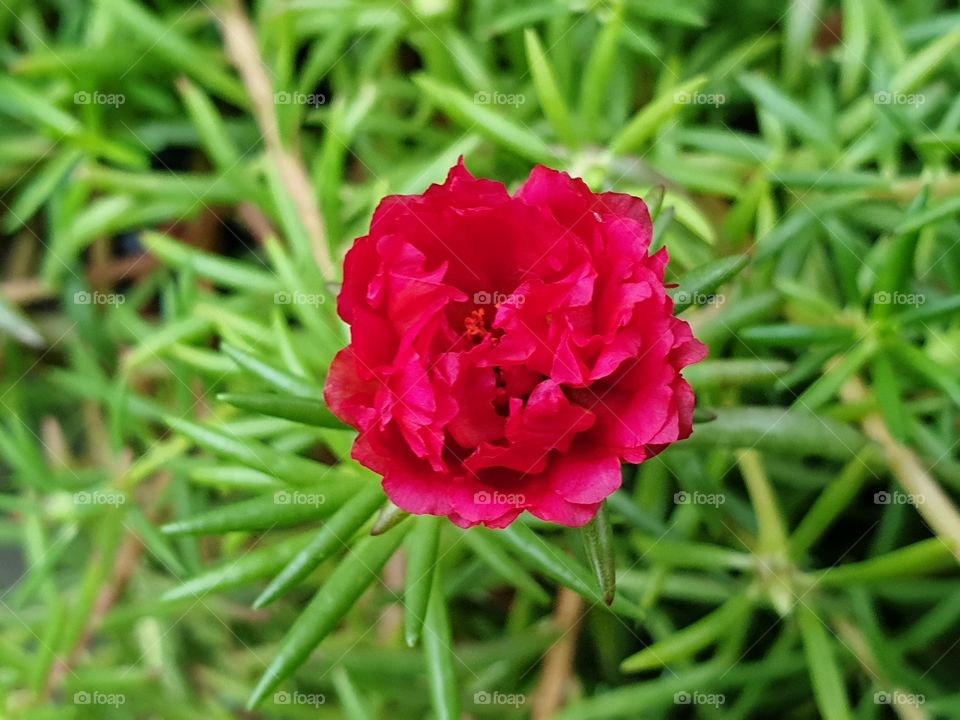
left=324, top=161, right=707, bottom=528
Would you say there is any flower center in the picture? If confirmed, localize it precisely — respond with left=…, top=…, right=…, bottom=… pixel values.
left=464, top=308, right=489, bottom=339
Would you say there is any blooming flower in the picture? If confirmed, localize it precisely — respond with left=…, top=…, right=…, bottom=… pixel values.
left=324, top=161, right=706, bottom=528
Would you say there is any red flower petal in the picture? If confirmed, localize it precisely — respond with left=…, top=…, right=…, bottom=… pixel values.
left=324, top=161, right=706, bottom=529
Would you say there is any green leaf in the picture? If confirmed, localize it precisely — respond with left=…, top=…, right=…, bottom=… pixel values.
left=162, top=535, right=311, bottom=601
left=0, top=76, right=143, bottom=166
left=894, top=295, right=960, bottom=326
left=738, top=73, right=837, bottom=152
left=558, top=656, right=803, bottom=719
left=839, top=0, right=869, bottom=99
left=124, top=315, right=213, bottom=370
left=644, top=185, right=666, bottom=220
left=414, top=75, right=559, bottom=165
left=524, top=29, right=576, bottom=147
left=890, top=26, right=960, bottom=94
left=872, top=188, right=928, bottom=319
left=610, top=75, right=707, bottom=155
left=496, top=524, right=641, bottom=617
left=0, top=297, right=44, bottom=349
left=812, top=538, right=956, bottom=586
left=105, top=0, right=246, bottom=105
left=582, top=503, right=616, bottom=605
left=3, top=148, right=82, bottom=233
left=631, top=536, right=753, bottom=571
left=621, top=594, right=752, bottom=672
left=221, top=343, right=325, bottom=400
left=782, top=0, right=822, bottom=89
left=331, top=667, right=375, bottom=720
left=176, top=77, right=244, bottom=169
left=671, top=255, right=749, bottom=313
left=792, top=338, right=875, bottom=412
left=217, top=392, right=346, bottom=429
left=769, top=170, right=888, bottom=192
left=372, top=500, right=411, bottom=536
left=423, top=569, right=460, bottom=720
left=892, top=193, right=960, bottom=235
left=461, top=530, right=550, bottom=604
left=789, top=456, right=873, bottom=560
left=404, top=516, right=443, bottom=647
left=247, top=523, right=411, bottom=709
left=185, top=463, right=283, bottom=491
left=164, top=415, right=329, bottom=485
left=889, top=341, right=960, bottom=408
left=161, top=486, right=353, bottom=535
left=796, top=604, right=852, bottom=720
left=253, top=483, right=384, bottom=608
left=739, top=324, right=855, bottom=347
left=684, top=359, right=790, bottom=389
left=683, top=407, right=866, bottom=460
left=142, top=232, right=277, bottom=293
left=871, top=353, right=908, bottom=442
left=738, top=449, right=788, bottom=555
left=579, top=9, right=623, bottom=139
left=126, top=507, right=187, bottom=577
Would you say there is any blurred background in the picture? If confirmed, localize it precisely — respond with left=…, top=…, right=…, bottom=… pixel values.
left=1, top=0, right=959, bottom=718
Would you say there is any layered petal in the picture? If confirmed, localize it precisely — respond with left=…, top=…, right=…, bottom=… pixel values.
left=325, top=160, right=705, bottom=529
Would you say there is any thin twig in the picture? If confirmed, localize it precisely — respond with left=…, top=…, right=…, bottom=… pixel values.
left=219, top=0, right=336, bottom=281
left=532, top=587, right=584, bottom=720
left=841, top=376, right=960, bottom=563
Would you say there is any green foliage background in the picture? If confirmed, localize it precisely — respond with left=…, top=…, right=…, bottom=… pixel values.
left=1, top=0, right=959, bottom=718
